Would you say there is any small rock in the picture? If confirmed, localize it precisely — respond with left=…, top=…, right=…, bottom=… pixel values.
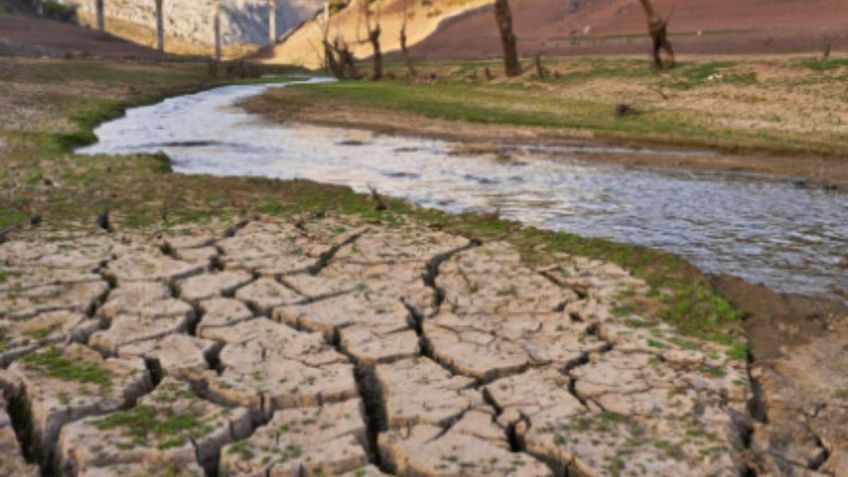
left=614, top=103, right=637, bottom=118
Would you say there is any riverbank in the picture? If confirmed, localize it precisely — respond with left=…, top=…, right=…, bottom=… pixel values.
left=0, top=56, right=743, bottom=345
left=1, top=56, right=846, bottom=475
left=245, top=55, right=848, bottom=186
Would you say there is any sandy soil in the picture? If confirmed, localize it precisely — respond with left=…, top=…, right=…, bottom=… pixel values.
left=245, top=98, right=848, bottom=188
left=410, top=0, right=848, bottom=60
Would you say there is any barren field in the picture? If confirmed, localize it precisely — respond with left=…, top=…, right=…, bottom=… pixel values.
left=1, top=48, right=847, bottom=477
left=0, top=214, right=755, bottom=476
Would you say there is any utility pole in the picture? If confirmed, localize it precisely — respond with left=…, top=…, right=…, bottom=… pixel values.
left=268, top=0, right=277, bottom=45
left=155, top=0, right=165, bottom=52
left=96, top=0, right=105, bottom=33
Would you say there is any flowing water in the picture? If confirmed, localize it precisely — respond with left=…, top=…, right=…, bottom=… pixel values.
left=79, top=80, right=848, bottom=303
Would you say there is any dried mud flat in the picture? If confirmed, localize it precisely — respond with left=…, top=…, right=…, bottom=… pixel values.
left=0, top=213, right=845, bottom=476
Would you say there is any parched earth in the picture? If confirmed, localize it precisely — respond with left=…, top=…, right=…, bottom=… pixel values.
left=0, top=213, right=841, bottom=476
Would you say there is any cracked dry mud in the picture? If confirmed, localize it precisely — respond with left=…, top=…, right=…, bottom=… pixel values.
left=0, top=214, right=842, bottom=477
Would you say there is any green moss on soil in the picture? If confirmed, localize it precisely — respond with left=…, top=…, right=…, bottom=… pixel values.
left=94, top=404, right=204, bottom=450
left=22, top=346, right=112, bottom=389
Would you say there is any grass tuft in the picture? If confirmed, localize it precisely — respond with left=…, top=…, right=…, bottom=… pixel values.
left=22, top=346, right=112, bottom=389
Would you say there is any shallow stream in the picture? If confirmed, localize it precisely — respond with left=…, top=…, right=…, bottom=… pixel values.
left=79, top=80, right=848, bottom=303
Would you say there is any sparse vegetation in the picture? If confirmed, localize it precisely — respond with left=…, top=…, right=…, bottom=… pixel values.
left=249, top=56, right=848, bottom=158
left=93, top=404, right=203, bottom=450
left=22, top=346, right=112, bottom=389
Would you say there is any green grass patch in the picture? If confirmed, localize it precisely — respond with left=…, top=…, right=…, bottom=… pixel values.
left=794, top=57, right=848, bottom=72
left=666, top=61, right=736, bottom=90
left=22, top=346, right=112, bottom=389
left=93, top=405, right=203, bottom=450
left=25, top=324, right=59, bottom=341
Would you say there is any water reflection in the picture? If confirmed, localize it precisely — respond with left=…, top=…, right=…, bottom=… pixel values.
left=79, top=81, right=848, bottom=303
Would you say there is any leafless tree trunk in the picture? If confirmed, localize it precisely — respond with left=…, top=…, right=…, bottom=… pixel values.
left=214, top=1, right=222, bottom=62
left=319, top=1, right=345, bottom=78
left=320, top=2, right=332, bottom=71
left=155, top=0, right=164, bottom=52
left=362, top=2, right=382, bottom=80
left=534, top=52, right=546, bottom=78
left=400, top=0, right=416, bottom=77
left=336, top=38, right=358, bottom=78
left=324, top=36, right=358, bottom=79
left=268, top=0, right=277, bottom=45
left=639, top=0, right=674, bottom=69
left=96, top=0, right=105, bottom=33
left=494, top=0, right=520, bottom=77
left=324, top=41, right=343, bottom=77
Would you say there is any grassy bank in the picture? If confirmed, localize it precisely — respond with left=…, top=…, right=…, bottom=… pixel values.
left=0, top=56, right=745, bottom=350
left=251, top=56, right=848, bottom=158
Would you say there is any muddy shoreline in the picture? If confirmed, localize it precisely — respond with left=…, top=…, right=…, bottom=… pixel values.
left=711, top=275, right=848, bottom=475
left=243, top=97, right=848, bottom=190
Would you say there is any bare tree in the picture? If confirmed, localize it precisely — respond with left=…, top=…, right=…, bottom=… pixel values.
left=96, top=0, right=105, bottom=33
left=155, top=0, right=164, bottom=52
left=319, top=1, right=348, bottom=78
left=214, top=0, right=222, bottom=62
left=362, top=0, right=382, bottom=80
left=320, top=1, right=332, bottom=71
left=494, top=0, right=520, bottom=77
left=268, top=0, right=277, bottom=45
left=638, top=0, right=674, bottom=69
left=318, top=0, right=361, bottom=80
left=335, top=37, right=359, bottom=78
left=400, top=0, right=416, bottom=77
left=534, top=51, right=546, bottom=78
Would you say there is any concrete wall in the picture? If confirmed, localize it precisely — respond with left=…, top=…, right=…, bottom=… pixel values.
left=60, top=0, right=323, bottom=45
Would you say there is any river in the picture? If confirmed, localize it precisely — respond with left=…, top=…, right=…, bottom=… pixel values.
left=78, top=80, right=848, bottom=303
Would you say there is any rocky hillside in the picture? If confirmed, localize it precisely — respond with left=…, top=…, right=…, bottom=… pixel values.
left=57, top=0, right=323, bottom=49
left=259, top=0, right=491, bottom=69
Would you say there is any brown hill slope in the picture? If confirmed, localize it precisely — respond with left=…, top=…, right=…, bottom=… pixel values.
left=410, top=0, right=848, bottom=59
left=0, top=1, right=170, bottom=59
left=260, top=0, right=492, bottom=69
